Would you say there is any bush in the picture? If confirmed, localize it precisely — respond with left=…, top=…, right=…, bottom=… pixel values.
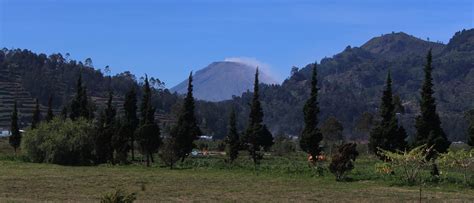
left=100, top=189, right=136, bottom=203
left=21, top=117, right=96, bottom=165
left=329, top=143, right=359, bottom=181
left=438, top=148, right=474, bottom=184
left=159, top=138, right=180, bottom=169
left=378, top=144, right=433, bottom=185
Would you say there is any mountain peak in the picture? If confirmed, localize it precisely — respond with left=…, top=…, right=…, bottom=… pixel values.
left=171, top=61, right=278, bottom=102
left=361, top=32, right=445, bottom=59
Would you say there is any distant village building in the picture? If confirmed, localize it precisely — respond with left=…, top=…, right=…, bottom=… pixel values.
left=0, top=129, right=11, bottom=137
left=199, top=135, right=213, bottom=140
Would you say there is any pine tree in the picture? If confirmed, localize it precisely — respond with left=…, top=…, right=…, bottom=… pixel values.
left=168, top=72, right=201, bottom=163
left=123, top=87, right=139, bottom=160
left=45, top=95, right=54, bottom=122
left=136, top=75, right=162, bottom=166
left=95, top=91, right=116, bottom=164
left=299, top=63, right=323, bottom=162
left=369, top=71, right=407, bottom=159
left=414, top=50, right=450, bottom=159
left=242, top=68, right=273, bottom=166
left=31, top=98, right=41, bottom=129
left=9, top=102, right=21, bottom=154
left=225, top=108, right=240, bottom=163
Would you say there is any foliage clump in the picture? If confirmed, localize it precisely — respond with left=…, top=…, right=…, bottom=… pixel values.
left=329, top=143, right=359, bottom=181
left=21, top=117, right=95, bottom=165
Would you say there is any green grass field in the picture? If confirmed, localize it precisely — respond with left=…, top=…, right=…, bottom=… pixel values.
left=0, top=138, right=473, bottom=202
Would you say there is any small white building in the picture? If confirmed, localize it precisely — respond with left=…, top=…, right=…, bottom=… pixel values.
left=0, top=129, right=11, bottom=137
left=198, top=135, right=213, bottom=140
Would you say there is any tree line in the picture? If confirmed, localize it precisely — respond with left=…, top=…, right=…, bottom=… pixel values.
left=8, top=50, right=474, bottom=173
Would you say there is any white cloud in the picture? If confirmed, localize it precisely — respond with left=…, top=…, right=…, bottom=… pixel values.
left=224, top=56, right=281, bottom=83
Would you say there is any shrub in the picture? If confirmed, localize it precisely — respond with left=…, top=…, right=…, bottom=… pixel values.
left=21, top=117, right=95, bottom=165
left=378, top=144, right=433, bottom=184
left=159, top=138, right=180, bottom=169
left=100, top=189, right=136, bottom=203
left=329, top=143, right=359, bottom=181
left=438, top=148, right=474, bottom=184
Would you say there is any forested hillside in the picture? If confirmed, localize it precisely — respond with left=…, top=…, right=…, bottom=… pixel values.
left=219, top=29, right=474, bottom=141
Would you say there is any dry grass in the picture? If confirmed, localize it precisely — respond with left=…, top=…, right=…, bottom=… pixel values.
left=0, top=160, right=473, bottom=202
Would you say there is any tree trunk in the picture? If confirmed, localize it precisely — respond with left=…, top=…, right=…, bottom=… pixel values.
left=146, top=154, right=150, bottom=167
left=131, top=139, right=135, bottom=161
left=150, top=153, right=154, bottom=163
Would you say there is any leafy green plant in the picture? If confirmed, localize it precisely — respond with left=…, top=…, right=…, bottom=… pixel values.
left=378, top=145, right=432, bottom=184
left=100, top=189, right=136, bottom=203
left=438, top=148, right=474, bottom=184
left=21, top=117, right=95, bottom=165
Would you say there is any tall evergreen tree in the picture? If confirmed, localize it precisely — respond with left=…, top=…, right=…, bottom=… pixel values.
left=70, top=74, right=90, bottom=120
left=123, top=87, right=139, bottom=160
left=45, top=95, right=54, bottom=122
left=9, top=102, right=21, bottom=154
left=169, top=72, right=201, bottom=163
left=299, top=63, right=323, bottom=162
left=31, top=98, right=41, bottom=129
left=242, top=68, right=274, bottom=166
left=95, top=91, right=116, bottom=163
left=369, top=71, right=407, bottom=159
left=136, top=75, right=162, bottom=166
left=225, top=108, right=240, bottom=163
left=414, top=50, right=450, bottom=159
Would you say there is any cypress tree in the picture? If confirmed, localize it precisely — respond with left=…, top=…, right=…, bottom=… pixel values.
left=414, top=50, right=450, bottom=159
left=9, top=102, right=21, bottom=154
left=299, top=63, right=323, bottom=162
left=45, top=95, right=54, bottom=122
left=169, top=72, right=201, bottom=162
left=369, top=71, right=407, bottom=159
left=136, top=75, right=162, bottom=166
left=31, top=98, right=41, bottom=129
left=123, top=87, right=138, bottom=160
left=242, top=68, right=273, bottom=166
left=140, top=75, right=152, bottom=124
left=225, top=108, right=240, bottom=163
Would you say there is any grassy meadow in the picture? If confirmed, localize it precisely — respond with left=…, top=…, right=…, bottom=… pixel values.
left=0, top=138, right=473, bottom=202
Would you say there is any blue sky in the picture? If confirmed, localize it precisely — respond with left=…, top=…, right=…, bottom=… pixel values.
left=1, top=0, right=472, bottom=87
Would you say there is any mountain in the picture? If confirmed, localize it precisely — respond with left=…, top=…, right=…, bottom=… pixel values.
left=171, top=61, right=278, bottom=102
